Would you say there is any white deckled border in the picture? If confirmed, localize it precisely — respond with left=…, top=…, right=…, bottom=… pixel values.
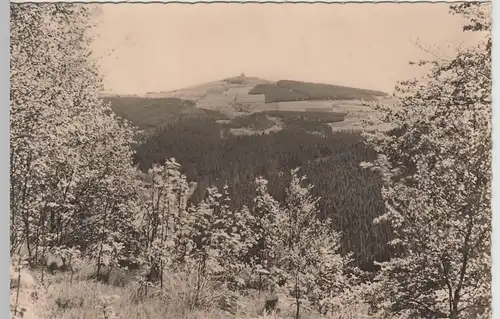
left=9, top=0, right=491, bottom=3
left=4, top=1, right=497, bottom=319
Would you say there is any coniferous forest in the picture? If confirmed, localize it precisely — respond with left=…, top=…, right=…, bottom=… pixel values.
left=133, top=117, right=392, bottom=271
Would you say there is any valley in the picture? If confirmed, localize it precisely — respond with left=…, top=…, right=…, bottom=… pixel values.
left=104, top=76, right=397, bottom=272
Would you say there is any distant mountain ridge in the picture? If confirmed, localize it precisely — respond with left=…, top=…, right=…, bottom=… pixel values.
left=138, top=74, right=389, bottom=102
left=104, top=74, right=394, bottom=133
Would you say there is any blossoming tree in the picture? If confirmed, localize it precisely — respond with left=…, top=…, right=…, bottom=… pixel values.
left=361, top=3, right=491, bottom=318
left=10, top=4, right=137, bottom=273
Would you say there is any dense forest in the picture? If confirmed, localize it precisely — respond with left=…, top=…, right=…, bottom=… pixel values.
left=248, top=80, right=388, bottom=103
left=133, top=116, right=392, bottom=271
left=105, top=91, right=390, bottom=271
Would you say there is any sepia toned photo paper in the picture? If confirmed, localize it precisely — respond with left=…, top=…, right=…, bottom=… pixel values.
left=9, top=1, right=492, bottom=319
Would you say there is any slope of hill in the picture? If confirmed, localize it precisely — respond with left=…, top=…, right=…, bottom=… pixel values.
left=141, top=74, right=270, bottom=117
left=143, top=74, right=271, bottom=100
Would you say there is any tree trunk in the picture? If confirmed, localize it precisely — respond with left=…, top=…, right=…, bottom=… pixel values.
left=295, top=271, right=300, bottom=319
left=22, top=217, right=33, bottom=266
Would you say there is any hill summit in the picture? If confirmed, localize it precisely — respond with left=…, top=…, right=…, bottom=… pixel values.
left=142, top=75, right=388, bottom=102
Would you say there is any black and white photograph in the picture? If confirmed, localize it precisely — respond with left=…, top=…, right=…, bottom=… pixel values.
left=9, top=1, right=492, bottom=318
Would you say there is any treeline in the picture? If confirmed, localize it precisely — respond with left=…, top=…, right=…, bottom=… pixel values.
left=224, top=112, right=276, bottom=131
left=261, top=110, right=346, bottom=123
left=249, top=80, right=387, bottom=103
left=134, top=116, right=392, bottom=270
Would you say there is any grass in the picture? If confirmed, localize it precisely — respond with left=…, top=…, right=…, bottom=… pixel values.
left=12, top=262, right=376, bottom=319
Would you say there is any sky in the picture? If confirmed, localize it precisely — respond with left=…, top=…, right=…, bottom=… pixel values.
left=91, top=3, right=482, bottom=95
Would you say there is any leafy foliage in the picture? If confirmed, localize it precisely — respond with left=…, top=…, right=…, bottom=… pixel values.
left=361, top=3, right=491, bottom=318
left=131, top=159, right=354, bottom=316
left=271, top=169, right=354, bottom=316
left=10, top=4, right=138, bottom=276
